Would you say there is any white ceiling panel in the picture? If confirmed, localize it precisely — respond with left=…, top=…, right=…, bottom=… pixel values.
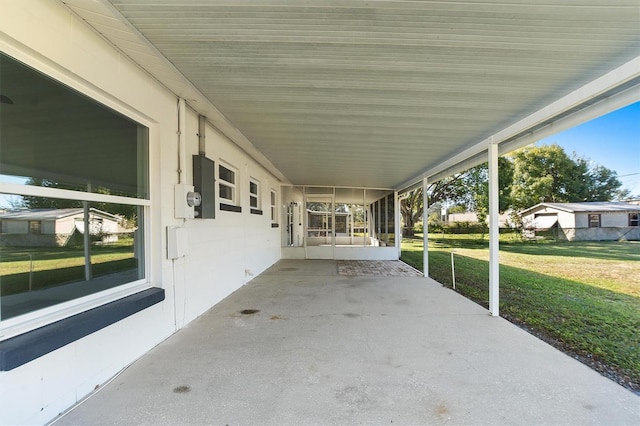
left=63, top=0, right=640, bottom=189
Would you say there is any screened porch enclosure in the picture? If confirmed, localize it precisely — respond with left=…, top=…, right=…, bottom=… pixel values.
left=281, top=186, right=398, bottom=260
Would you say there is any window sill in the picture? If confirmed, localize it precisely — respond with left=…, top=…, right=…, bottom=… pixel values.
left=0, top=287, right=164, bottom=371
left=220, top=203, right=242, bottom=213
left=250, top=209, right=263, bottom=215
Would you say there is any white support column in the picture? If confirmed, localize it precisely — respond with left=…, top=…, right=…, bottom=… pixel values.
left=394, top=191, right=401, bottom=258
left=488, top=143, right=500, bottom=316
left=422, top=177, right=429, bottom=278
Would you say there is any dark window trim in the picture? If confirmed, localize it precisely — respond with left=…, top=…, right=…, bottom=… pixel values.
left=250, top=208, right=263, bottom=215
left=29, top=220, right=42, bottom=235
left=220, top=203, right=242, bottom=213
left=629, top=213, right=640, bottom=227
left=271, top=223, right=280, bottom=228
left=588, top=213, right=601, bottom=228
left=0, top=288, right=164, bottom=371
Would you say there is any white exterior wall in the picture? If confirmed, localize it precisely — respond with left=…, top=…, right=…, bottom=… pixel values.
left=56, top=216, right=77, bottom=235
left=556, top=210, right=576, bottom=229
left=574, top=212, right=630, bottom=228
left=41, top=220, right=55, bottom=235
left=601, top=212, right=632, bottom=227
left=0, top=1, right=282, bottom=424
left=3, top=220, right=28, bottom=234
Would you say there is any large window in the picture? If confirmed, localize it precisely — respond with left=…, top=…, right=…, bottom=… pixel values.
left=0, top=52, right=148, bottom=321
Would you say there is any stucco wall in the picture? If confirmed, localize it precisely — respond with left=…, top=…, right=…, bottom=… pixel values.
left=0, top=1, right=282, bottom=424
left=570, top=211, right=632, bottom=229
left=559, top=227, right=640, bottom=241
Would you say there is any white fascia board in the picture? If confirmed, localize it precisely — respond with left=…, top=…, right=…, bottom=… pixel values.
left=396, top=56, right=640, bottom=191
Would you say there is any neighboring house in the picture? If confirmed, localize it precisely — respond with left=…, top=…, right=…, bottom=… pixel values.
left=0, top=208, right=125, bottom=247
left=519, top=202, right=640, bottom=241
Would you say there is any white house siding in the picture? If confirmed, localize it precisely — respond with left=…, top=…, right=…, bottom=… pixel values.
left=573, top=211, right=631, bottom=229
left=56, top=216, right=76, bottom=235
left=3, top=220, right=28, bottom=234
left=0, top=2, right=282, bottom=424
left=522, top=205, right=639, bottom=241
left=556, top=210, right=576, bottom=229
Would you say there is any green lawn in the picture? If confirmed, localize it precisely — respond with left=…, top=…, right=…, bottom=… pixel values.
left=401, top=234, right=640, bottom=393
left=0, top=240, right=136, bottom=296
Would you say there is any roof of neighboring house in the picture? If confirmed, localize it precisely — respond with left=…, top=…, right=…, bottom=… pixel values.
left=520, top=202, right=640, bottom=216
left=0, top=208, right=120, bottom=221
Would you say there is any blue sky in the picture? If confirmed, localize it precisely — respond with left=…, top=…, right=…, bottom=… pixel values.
left=537, top=101, right=640, bottom=197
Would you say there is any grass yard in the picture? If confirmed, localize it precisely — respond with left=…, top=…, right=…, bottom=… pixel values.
left=0, top=239, right=136, bottom=296
left=401, top=234, right=640, bottom=394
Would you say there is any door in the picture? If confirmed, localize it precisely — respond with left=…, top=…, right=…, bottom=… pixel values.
left=304, top=195, right=334, bottom=259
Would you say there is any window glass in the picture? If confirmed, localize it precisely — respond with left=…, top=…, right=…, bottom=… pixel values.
left=629, top=213, right=639, bottom=227
left=249, top=180, right=259, bottom=209
left=219, top=166, right=235, bottom=185
left=218, top=164, right=236, bottom=204
left=588, top=214, right=600, bottom=228
left=0, top=53, right=148, bottom=321
left=29, top=221, right=42, bottom=235
left=219, top=184, right=233, bottom=201
left=0, top=53, right=148, bottom=199
left=270, top=190, right=277, bottom=222
left=0, top=196, right=144, bottom=320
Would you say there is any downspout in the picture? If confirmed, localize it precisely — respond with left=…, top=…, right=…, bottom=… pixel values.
left=177, top=98, right=187, bottom=184
left=173, top=97, right=187, bottom=330
left=198, top=115, right=206, bottom=155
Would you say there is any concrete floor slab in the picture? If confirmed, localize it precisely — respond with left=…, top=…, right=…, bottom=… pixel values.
left=54, top=260, right=639, bottom=425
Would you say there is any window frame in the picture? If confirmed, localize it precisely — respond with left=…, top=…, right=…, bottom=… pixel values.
left=588, top=213, right=601, bottom=228
left=29, top=220, right=42, bottom=235
left=249, top=177, right=262, bottom=215
left=270, top=189, right=277, bottom=224
left=629, top=213, right=640, bottom=227
left=218, top=162, right=238, bottom=209
left=0, top=48, right=154, bottom=340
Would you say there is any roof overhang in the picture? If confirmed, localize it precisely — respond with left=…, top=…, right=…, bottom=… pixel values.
left=61, top=0, right=640, bottom=191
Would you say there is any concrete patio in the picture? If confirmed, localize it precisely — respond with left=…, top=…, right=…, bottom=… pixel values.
left=53, top=260, right=639, bottom=425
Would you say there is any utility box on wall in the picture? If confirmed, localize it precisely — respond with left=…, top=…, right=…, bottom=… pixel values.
left=193, top=154, right=215, bottom=219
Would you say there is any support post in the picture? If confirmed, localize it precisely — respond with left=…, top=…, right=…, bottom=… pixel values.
left=394, top=191, right=401, bottom=258
left=488, top=142, right=500, bottom=316
left=422, top=177, right=429, bottom=278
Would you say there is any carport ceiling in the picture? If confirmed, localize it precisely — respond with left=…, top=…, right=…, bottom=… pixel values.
left=65, top=0, right=640, bottom=189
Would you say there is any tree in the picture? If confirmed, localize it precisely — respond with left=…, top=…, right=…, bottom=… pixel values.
left=509, top=144, right=625, bottom=211
left=20, top=178, right=83, bottom=209
left=458, top=158, right=514, bottom=223
left=400, top=159, right=513, bottom=235
left=18, top=178, right=138, bottom=219
left=400, top=173, right=470, bottom=235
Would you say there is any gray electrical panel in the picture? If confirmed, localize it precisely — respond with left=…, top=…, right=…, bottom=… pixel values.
left=193, top=155, right=215, bottom=219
